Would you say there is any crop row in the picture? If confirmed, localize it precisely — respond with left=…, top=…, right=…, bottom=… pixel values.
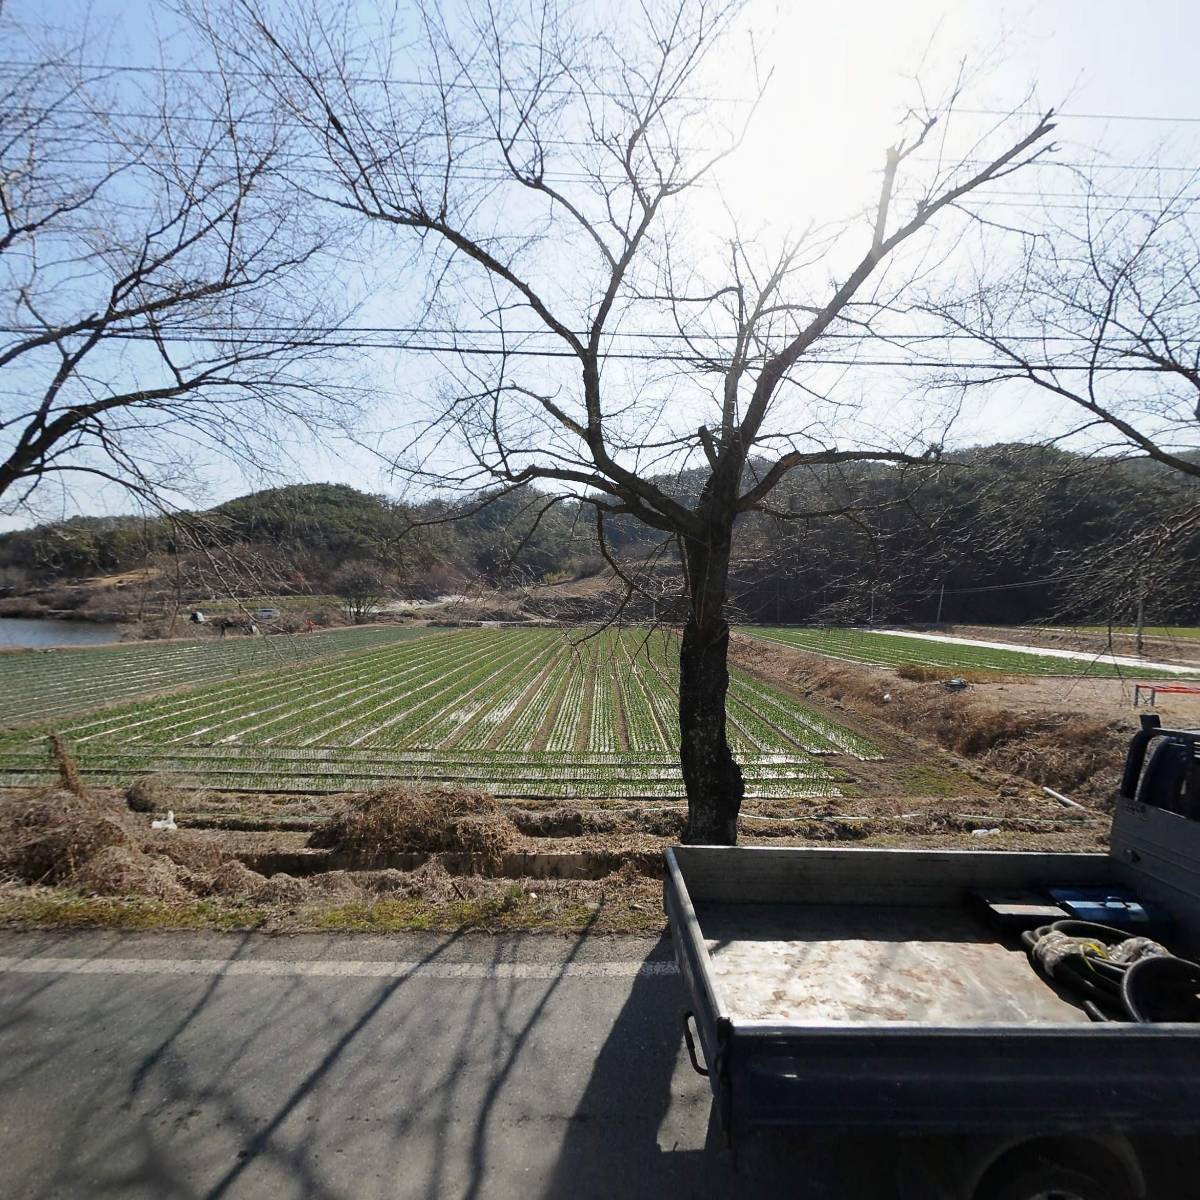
left=0, top=744, right=845, bottom=798
left=746, top=626, right=1184, bottom=679
left=0, top=627, right=879, bottom=799
left=0, top=624, right=423, bottom=725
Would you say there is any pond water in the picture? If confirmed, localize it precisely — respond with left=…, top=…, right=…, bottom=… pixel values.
left=0, top=617, right=125, bottom=649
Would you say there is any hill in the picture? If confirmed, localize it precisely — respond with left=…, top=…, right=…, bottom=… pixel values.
left=1, top=446, right=1198, bottom=628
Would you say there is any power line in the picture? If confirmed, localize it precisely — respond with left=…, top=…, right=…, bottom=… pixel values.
left=0, top=324, right=1188, bottom=369
left=915, top=157, right=1200, bottom=174
left=13, top=154, right=1196, bottom=214
left=5, top=323, right=1197, bottom=348
left=0, top=58, right=756, bottom=106
left=12, top=132, right=1199, bottom=205
left=13, top=61, right=1200, bottom=124
left=7, top=114, right=1200, bottom=183
left=962, top=106, right=1200, bottom=125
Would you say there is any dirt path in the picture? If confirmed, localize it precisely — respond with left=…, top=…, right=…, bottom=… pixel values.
left=873, top=627, right=1197, bottom=675
left=944, top=623, right=1200, bottom=667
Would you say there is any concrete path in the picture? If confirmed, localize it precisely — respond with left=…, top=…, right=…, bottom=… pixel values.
left=873, top=628, right=1198, bottom=675
left=0, top=929, right=902, bottom=1200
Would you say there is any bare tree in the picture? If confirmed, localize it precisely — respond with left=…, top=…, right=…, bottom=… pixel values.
left=204, top=0, right=1055, bottom=842
left=931, top=174, right=1200, bottom=481
left=332, top=560, right=392, bottom=624
left=0, top=10, right=348, bottom=516
left=924, top=171, right=1200, bottom=639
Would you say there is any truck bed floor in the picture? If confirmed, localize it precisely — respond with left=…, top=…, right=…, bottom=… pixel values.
left=698, top=902, right=1091, bottom=1025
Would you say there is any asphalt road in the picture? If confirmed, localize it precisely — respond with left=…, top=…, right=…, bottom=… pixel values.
left=0, top=928, right=902, bottom=1200
left=7, top=929, right=1196, bottom=1200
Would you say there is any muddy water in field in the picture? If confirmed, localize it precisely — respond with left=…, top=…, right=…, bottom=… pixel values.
left=0, top=617, right=124, bottom=648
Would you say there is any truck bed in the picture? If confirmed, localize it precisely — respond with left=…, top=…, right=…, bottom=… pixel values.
left=699, top=901, right=1089, bottom=1025
left=666, top=842, right=1200, bottom=1135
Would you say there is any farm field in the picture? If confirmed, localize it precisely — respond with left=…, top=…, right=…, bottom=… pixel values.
left=0, top=627, right=878, bottom=800
left=745, top=626, right=1186, bottom=677
left=1076, top=625, right=1200, bottom=639
left=0, top=625, right=423, bottom=725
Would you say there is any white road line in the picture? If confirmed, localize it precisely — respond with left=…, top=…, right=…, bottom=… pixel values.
left=0, top=956, right=678, bottom=980
left=870, top=628, right=1197, bottom=675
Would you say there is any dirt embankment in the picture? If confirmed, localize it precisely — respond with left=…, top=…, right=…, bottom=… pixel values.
left=0, top=780, right=670, bottom=932
left=729, top=634, right=1172, bottom=805
left=1, top=756, right=1108, bottom=932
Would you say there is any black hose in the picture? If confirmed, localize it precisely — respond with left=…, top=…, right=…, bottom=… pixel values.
left=1123, top=955, right=1200, bottom=1022
left=1023, top=920, right=1200, bottom=1023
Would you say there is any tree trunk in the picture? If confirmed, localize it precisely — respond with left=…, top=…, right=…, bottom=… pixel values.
left=678, top=533, right=744, bottom=845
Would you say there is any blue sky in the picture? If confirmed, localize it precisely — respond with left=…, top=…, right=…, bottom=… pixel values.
left=3, top=0, right=1199, bottom=530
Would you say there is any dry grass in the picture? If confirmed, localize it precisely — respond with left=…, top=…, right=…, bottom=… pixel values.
left=311, top=785, right=520, bottom=870
left=126, top=773, right=182, bottom=814
left=0, top=788, right=135, bottom=884
left=732, top=634, right=1130, bottom=804
left=73, top=845, right=194, bottom=902
left=893, top=662, right=993, bottom=685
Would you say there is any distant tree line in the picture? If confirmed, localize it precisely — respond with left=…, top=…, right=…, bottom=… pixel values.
left=725, top=445, right=1200, bottom=628
left=3, top=448, right=1197, bottom=628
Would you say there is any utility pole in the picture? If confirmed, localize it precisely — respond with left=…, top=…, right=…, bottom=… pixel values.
left=935, top=581, right=946, bottom=626
left=1135, top=570, right=1147, bottom=657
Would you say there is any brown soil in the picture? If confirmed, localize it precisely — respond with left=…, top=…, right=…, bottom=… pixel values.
left=729, top=633, right=1181, bottom=806
left=973, top=674, right=1200, bottom=728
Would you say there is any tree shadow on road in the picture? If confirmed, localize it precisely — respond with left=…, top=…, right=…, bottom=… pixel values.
left=539, top=932, right=733, bottom=1199
left=539, top=934, right=902, bottom=1200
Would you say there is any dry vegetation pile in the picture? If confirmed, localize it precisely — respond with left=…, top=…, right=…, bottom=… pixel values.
left=509, top=805, right=684, bottom=839
left=309, top=786, right=520, bottom=869
left=0, top=783, right=298, bottom=903
left=0, top=786, right=133, bottom=884
left=0, top=778, right=664, bottom=932
left=732, top=635, right=1129, bottom=802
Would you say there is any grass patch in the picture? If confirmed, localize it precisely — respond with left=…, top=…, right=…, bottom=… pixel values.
left=0, top=877, right=664, bottom=934
left=311, top=890, right=660, bottom=934
left=747, top=626, right=1184, bottom=678
left=0, top=889, right=268, bottom=930
left=892, top=763, right=976, bottom=797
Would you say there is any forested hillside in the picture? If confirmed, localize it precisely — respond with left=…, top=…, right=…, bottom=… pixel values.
left=2, top=446, right=1197, bottom=627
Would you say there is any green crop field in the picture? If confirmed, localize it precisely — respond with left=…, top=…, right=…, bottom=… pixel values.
left=0, top=627, right=877, bottom=800
left=1076, top=625, right=1200, bottom=640
left=745, top=626, right=1184, bottom=677
left=0, top=625, right=423, bottom=724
